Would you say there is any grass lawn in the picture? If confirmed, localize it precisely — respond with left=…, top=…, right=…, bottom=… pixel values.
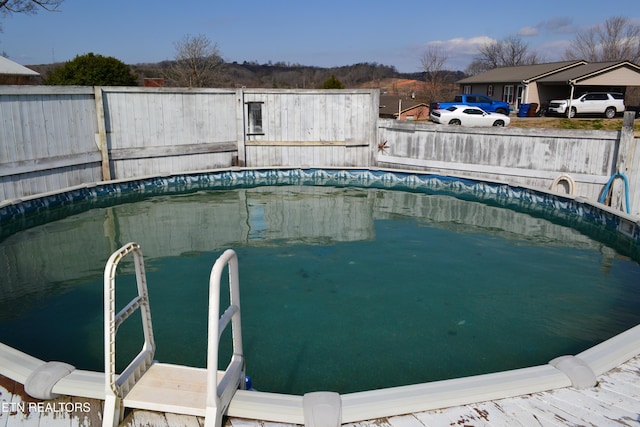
left=509, top=116, right=640, bottom=131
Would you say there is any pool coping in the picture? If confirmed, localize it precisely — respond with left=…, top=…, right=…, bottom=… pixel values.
left=1, top=166, right=640, bottom=423
left=2, top=323, right=639, bottom=423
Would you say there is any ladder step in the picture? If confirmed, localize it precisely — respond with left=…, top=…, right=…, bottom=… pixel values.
left=123, top=363, right=217, bottom=417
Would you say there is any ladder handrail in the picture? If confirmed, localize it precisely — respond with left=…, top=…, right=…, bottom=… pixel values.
left=103, top=242, right=155, bottom=398
left=206, top=249, right=245, bottom=426
left=102, top=245, right=244, bottom=427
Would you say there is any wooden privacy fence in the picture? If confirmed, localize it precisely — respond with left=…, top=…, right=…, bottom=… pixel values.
left=242, top=90, right=377, bottom=167
left=0, top=86, right=378, bottom=201
left=99, top=87, right=241, bottom=179
left=1, top=85, right=638, bottom=216
left=377, top=114, right=640, bottom=216
left=0, top=86, right=102, bottom=200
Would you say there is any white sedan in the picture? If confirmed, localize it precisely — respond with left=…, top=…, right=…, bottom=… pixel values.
left=430, top=105, right=510, bottom=127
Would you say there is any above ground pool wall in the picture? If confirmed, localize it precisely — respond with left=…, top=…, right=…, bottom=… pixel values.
left=377, top=114, right=640, bottom=216
left=1, top=86, right=639, bottom=215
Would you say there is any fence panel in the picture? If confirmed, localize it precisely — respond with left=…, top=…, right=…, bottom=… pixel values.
left=242, top=89, right=377, bottom=168
left=0, top=86, right=101, bottom=200
left=102, top=87, right=240, bottom=178
left=377, top=119, right=619, bottom=204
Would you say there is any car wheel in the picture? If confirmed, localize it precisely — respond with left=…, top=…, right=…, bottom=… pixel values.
left=492, top=120, right=505, bottom=127
left=604, top=107, right=616, bottom=119
left=566, top=107, right=577, bottom=118
left=449, top=119, right=461, bottom=125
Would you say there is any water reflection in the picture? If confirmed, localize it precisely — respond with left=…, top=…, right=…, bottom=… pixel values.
left=1, top=185, right=639, bottom=393
left=0, top=186, right=622, bottom=304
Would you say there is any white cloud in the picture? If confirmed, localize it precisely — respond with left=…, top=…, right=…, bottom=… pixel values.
left=518, top=27, right=539, bottom=37
left=418, top=36, right=496, bottom=71
left=427, top=36, right=495, bottom=55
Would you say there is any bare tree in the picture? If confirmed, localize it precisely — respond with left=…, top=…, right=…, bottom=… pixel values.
left=169, top=34, right=224, bottom=87
left=564, top=16, right=640, bottom=63
left=0, top=0, right=62, bottom=31
left=421, top=45, right=451, bottom=102
left=0, top=0, right=61, bottom=13
left=466, top=35, right=542, bottom=75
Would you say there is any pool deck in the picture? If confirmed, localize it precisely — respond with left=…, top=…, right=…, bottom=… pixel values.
left=1, top=354, right=639, bottom=426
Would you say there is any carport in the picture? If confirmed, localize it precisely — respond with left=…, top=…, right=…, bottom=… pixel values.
left=457, top=61, right=640, bottom=115
left=534, top=61, right=640, bottom=112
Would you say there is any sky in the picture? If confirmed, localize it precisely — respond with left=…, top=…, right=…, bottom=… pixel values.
left=1, top=0, right=639, bottom=73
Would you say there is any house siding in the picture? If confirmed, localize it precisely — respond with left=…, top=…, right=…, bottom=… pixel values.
left=574, top=67, right=640, bottom=86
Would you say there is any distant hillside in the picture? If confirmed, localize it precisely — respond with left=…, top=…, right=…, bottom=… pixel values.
left=28, top=60, right=467, bottom=93
left=131, top=60, right=427, bottom=89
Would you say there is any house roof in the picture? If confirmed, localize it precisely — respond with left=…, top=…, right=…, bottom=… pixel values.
left=535, top=61, right=640, bottom=84
left=0, top=56, right=40, bottom=76
left=457, top=60, right=586, bottom=84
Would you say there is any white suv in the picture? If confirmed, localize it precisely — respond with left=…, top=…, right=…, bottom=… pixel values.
left=547, top=92, right=625, bottom=119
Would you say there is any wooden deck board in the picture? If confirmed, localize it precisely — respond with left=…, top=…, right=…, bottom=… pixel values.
left=541, top=390, right=631, bottom=426
left=163, top=413, right=204, bottom=427
left=547, top=388, right=639, bottom=424
left=384, top=415, right=422, bottom=427
left=413, top=405, right=493, bottom=427
left=121, top=410, right=170, bottom=427
left=226, top=419, right=257, bottom=427
left=466, top=401, right=528, bottom=427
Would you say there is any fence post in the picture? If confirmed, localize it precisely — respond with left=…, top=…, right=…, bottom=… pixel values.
left=235, top=88, right=246, bottom=167
left=94, top=86, right=112, bottom=181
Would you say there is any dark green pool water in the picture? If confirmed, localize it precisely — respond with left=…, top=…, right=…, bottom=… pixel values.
left=1, top=185, right=640, bottom=394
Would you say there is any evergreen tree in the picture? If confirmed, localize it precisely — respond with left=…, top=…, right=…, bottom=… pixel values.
left=45, top=53, right=138, bottom=86
left=321, top=75, right=344, bottom=89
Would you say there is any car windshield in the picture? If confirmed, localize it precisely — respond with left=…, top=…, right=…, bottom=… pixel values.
left=446, top=106, right=458, bottom=112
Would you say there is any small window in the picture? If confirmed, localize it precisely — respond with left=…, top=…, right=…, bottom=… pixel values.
left=487, top=85, right=494, bottom=97
left=247, top=102, right=264, bottom=135
left=463, top=85, right=471, bottom=95
left=503, top=85, right=514, bottom=104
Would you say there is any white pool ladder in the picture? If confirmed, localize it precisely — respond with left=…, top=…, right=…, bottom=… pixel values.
left=102, top=243, right=245, bottom=427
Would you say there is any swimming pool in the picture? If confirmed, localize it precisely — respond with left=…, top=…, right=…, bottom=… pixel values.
left=1, top=168, right=639, bottom=397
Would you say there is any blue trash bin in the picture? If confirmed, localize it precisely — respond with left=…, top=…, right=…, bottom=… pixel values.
left=518, top=104, right=530, bottom=117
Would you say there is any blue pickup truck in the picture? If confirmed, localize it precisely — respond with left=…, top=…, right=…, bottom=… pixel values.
left=430, top=94, right=511, bottom=115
